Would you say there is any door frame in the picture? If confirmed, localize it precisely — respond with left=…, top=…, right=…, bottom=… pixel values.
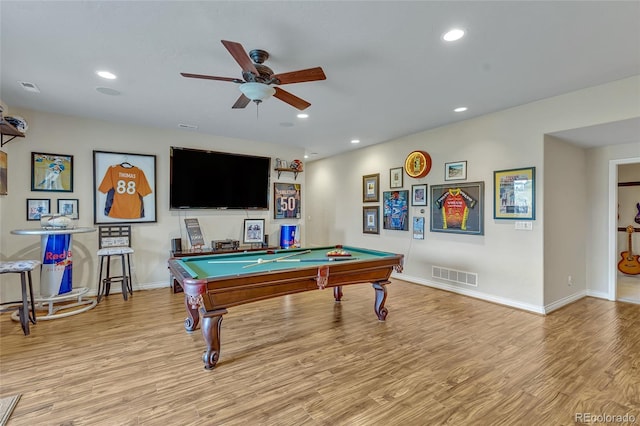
left=608, top=156, right=640, bottom=300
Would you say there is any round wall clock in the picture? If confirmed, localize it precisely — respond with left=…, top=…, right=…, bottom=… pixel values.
left=404, top=150, right=432, bottom=178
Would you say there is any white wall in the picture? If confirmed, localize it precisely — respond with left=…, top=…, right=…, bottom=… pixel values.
left=0, top=108, right=305, bottom=301
left=306, top=76, right=640, bottom=313
left=2, top=76, right=639, bottom=312
left=543, top=136, right=588, bottom=307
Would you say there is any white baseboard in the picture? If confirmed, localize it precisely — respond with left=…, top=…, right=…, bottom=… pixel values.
left=393, top=273, right=546, bottom=314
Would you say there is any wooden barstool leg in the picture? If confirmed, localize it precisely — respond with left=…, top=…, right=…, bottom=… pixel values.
left=27, top=270, right=36, bottom=324
left=126, top=254, right=133, bottom=296
left=19, top=271, right=30, bottom=336
left=97, top=256, right=105, bottom=303
left=120, top=253, right=128, bottom=301
left=105, top=255, right=112, bottom=296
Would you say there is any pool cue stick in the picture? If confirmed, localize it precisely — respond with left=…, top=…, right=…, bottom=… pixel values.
left=242, top=249, right=312, bottom=269
left=207, top=260, right=262, bottom=263
left=276, top=257, right=358, bottom=262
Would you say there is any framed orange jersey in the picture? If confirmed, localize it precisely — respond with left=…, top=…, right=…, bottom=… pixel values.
left=93, top=151, right=157, bottom=224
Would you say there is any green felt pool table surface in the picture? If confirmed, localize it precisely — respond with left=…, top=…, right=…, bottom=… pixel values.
left=173, top=245, right=398, bottom=279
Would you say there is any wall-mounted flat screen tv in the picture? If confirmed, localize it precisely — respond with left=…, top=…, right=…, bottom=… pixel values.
left=170, top=146, right=270, bottom=210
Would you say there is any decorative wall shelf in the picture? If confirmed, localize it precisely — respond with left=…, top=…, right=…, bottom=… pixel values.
left=275, top=167, right=302, bottom=180
left=0, top=120, right=25, bottom=146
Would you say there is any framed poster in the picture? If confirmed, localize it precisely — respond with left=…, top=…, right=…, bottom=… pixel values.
left=274, top=182, right=301, bottom=219
left=243, top=219, right=265, bottom=244
left=31, top=152, right=73, bottom=192
left=27, top=198, right=50, bottom=220
left=363, top=206, right=379, bottom=234
left=390, top=167, right=403, bottom=188
left=413, top=216, right=425, bottom=239
left=93, top=150, right=157, bottom=224
left=411, top=184, right=427, bottom=206
left=445, top=161, right=467, bottom=181
left=362, top=173, right=380, bottom=202
left=494, top=167, right=535, bottom=220
left=184, top=218, right=205, bottom=247
left=430, top=181, right=484, bottom=235
left=0, top=150, right=7, bottom=195
left=57, top=198, right=79, bottom=219
left=383, top=190, right=409, bottom=231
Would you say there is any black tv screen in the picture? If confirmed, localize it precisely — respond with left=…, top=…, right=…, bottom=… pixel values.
left=170, top=147, right=270, bottom=209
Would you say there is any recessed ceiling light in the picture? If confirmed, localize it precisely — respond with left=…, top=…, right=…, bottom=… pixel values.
left=304, top=154, right=309, bottom=159
left=454, top=107, right=468, bottom=112
left=443, top=28, right=465, bottom=42
left=351, top=139, right=360, bottom=144
left=96, top=70, right=117, bottom=80
left=297, top=113, right=309, bottom=119
left=18, top=81, right=40, bottom=93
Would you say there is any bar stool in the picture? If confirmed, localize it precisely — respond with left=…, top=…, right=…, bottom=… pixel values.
left=0, top=260, right=40, bottom=335
left=97, top=225, right=134, bottom=302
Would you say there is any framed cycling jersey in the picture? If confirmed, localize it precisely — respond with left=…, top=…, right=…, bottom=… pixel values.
left=431, top=181, right=484, bottom=235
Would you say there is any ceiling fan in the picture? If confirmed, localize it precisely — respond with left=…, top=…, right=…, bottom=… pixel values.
left=181, top=40, right=326, bottom=111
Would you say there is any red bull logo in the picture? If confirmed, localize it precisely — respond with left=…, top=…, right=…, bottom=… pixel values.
left=42, top=234, right=73, bottom=295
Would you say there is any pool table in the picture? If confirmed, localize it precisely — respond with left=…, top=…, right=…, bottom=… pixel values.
left=167, top=245, right=404, bottom=370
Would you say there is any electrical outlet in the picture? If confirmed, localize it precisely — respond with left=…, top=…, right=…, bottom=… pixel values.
left=515, top=221, right=533, bottom=230
left=567, top=275, right=573, bottom=286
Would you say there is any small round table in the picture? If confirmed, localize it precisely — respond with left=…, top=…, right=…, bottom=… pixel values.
left=11, top=226, right=97, bottom=320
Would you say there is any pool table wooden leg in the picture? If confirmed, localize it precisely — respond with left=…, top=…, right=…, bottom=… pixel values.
left=184, top=295, right=200, bottom=332
left=201, top=308, right=227, bottom=370
left=333, top=286, right=343, bottom=301
left=372, top=281, right=389, bottom=321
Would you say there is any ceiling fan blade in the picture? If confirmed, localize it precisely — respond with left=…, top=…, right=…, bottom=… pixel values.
left=221, top=40, right=259, bottom=76
left=273, top=87, right=311, bottom=110
left=232, top=94, right=251, bottom=109
left=273, top=67, right=326, bottom=85
left=181, top=72, right=242, bottom=83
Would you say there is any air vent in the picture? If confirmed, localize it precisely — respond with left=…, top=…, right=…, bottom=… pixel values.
left=178, top=123, right=198, bottom=130
left=432, top=266, right=478, bottom=287
left=18, top=81, right=40, bottom=93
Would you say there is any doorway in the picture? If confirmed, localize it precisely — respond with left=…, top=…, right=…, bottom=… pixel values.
left=615, top=162, right=640, bottom=304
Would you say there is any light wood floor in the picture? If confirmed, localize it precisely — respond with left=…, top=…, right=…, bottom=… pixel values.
left=1, top=280, right=639, bottom=425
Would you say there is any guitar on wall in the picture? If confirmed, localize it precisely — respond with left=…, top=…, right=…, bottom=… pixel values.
left=618, top=225, right=640, bottom=275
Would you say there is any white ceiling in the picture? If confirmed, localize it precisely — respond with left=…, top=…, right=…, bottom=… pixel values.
left=1, top=1, right=639, bottom=160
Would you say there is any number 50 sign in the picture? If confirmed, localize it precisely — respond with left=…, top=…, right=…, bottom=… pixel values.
left=274, top=182, right=301, bottom=219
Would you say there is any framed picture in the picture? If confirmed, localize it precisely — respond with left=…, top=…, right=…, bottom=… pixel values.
left=26, top=198, right=50, bottom=221
left=362, top=173, right=380, bottom=202
left=31, top=152, right=73, bottom=192
left=57, top=198, right=79, bottom=219
left=0, top=150, right=7, bottom=195
left=390, top=167, right=403, bottom=188
left=494, top=167, right=536, bottom=220
left=243, top=219, right=265, bottom=244
left=93, top=150, right=157, bottom=224
left=413, top=216, right=425, bottom=239
left=363, top=206, right=380, bottom=234
left=430, top=181, right=484, bottom=235
left=411, top=184, right=427, bottom=206
left=383, top=190, right=409, bottom=231
left=445, top=161, right=467, bottom=181
left=274, top=182, right=301, bottom=219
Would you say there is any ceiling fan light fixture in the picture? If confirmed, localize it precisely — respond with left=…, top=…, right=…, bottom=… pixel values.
left=239, top=82, right=275, bottom=102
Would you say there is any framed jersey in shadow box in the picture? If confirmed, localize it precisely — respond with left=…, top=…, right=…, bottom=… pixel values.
left=430, top=181, right=484, bottom=235
left=93, top=150, right=157, bottom=224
